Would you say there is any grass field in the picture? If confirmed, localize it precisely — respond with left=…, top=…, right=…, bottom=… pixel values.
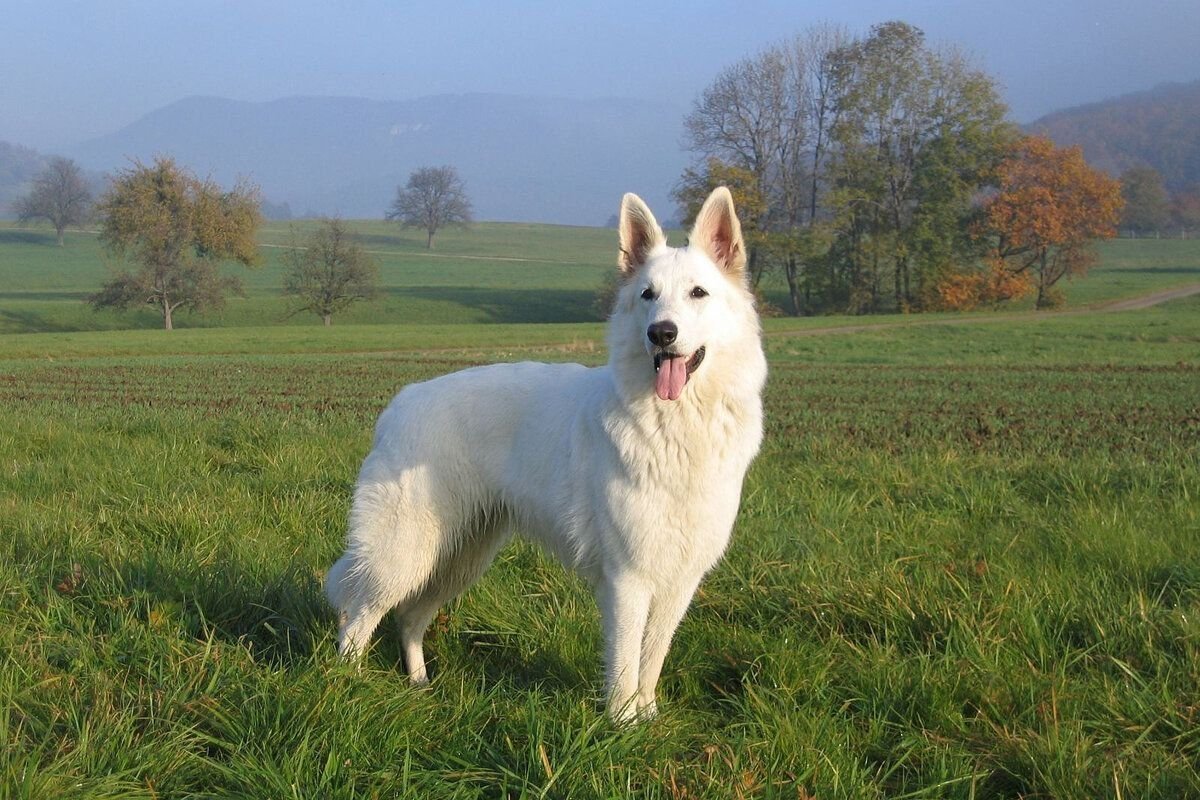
left=0, top=221, right=617, bottom=333
left=2, top=220, right=1199, bottom=334
left=1, top=224, right=1198, bottom=797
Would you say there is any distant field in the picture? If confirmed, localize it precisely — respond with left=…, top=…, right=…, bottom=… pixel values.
left=0, top=221, right=616, bottom=333
left=1, top=220, right=1199, bottom=333
left=1, top=298, right=1198, bottom=796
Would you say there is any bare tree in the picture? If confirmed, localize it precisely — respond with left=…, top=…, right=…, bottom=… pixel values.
left=683, top=26, right=850, bottom=313
left=282, top=218, right=379, bottom=326
left=15, top=157, right=92, bottom=246
left=386, top=166, right=472, bottom=248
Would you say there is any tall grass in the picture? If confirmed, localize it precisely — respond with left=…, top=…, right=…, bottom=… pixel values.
left=1, top=304, right=1197, bottom=797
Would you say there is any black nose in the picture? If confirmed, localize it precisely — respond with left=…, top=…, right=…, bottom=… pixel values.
left=647, top=321, right=678, bottom=347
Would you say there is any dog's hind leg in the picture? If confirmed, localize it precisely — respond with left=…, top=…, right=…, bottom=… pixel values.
left=393, top=517, right=513, bottom=684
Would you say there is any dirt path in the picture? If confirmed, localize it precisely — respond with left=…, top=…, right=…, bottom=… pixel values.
left=1095, top=283, right=1200, bottom=311
left=765, top=282, right=1200, bottom=340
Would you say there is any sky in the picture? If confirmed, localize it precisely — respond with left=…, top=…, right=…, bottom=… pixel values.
left=3, top=0, right=1199, bottom=150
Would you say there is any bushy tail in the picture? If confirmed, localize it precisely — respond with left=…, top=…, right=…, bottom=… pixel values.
left=324, top=553, right=352, bottom=613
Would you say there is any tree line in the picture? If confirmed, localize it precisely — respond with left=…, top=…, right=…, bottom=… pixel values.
left=1117, top=164, right=1200, bottom=238
left=9, top=155, right=472, bottom=329
left=674, top=21, right=1123, bottom=314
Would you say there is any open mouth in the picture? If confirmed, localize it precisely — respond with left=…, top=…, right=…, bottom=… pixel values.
left=652, top=346, right=705, bottom=401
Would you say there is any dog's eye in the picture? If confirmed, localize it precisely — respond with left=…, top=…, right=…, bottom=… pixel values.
left=640, top=287, right=655, bottom=301
left=690, top=286, right=709, bottom=299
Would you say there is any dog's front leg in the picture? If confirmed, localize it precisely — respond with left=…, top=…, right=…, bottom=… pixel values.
left=637, top=575, right=703, bottom=719
left=596, top=572, right=651, bottom=724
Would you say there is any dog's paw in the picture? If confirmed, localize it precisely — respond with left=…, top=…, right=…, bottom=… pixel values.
left=606, top=695, right=642, bottom=727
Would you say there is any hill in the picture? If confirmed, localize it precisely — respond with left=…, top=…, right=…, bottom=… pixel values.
left=68, top=93, right=687, bottom=226
left=1028, top=80, right=1200, bottom=190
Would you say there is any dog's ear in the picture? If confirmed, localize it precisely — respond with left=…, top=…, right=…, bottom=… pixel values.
left=690, top=187, right=746, bottom=277
left=618, top=193, right=665, bottom=275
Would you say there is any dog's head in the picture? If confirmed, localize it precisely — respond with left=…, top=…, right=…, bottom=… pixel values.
left=609, top=187, right=761, bottom=403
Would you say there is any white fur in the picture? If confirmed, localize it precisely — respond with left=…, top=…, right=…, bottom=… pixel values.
left=325, top=188, right=766, bottom=723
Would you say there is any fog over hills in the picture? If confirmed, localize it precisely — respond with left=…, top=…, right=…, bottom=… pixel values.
left=1028, top=81, right=1200, bottom=191
left=68, top=94, right=688, bottom=226
left=13, top=80, right=1196, bottom=225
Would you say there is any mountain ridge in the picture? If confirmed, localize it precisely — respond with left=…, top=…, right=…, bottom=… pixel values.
left=67, top=92, right=688, bottom=225
left=1027, top=80, right=1200, bottom=191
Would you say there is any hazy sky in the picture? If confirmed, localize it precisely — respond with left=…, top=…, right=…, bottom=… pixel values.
left=3, top=0, right=1198, bottom=149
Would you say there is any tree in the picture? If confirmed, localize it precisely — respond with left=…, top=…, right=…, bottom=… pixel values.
left=14, top=156, right=92, bottom=246
left=980, top=135, right=1123, bottom=309
left=282, top=218, right=379, bottom=326
left=90, top=157, right=261, bottom=330
left=683, top=26, right=852, bottom=314
left=828, top=21, right=1011, bottom=312
left=682, top=22, right=1010, bottom=315
left=1172, top=188, right=1200, bottom=237
left=1119, top=165, right=1171, bottom=236
left=386, top=166, right=472, bottom=248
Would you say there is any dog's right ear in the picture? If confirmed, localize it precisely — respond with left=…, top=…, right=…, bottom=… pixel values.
left=618, top=193, right=665, bottom=276
left=690, top=186, right=746, bottom=277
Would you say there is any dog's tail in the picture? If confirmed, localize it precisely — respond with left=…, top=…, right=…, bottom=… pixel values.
left=324, top=553, right=352, bottom=612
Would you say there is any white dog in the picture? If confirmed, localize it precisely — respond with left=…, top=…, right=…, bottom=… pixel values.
left=325, top=187, right=766, bottom=723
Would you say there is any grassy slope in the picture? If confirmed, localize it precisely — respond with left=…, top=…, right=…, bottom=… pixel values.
left=1, top=298, right=1198, bottom=797
left=2, top=221, right=1200, bottom=333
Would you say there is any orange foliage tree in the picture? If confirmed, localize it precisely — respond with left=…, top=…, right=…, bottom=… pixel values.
left=936, top=262, right=1032, bottom=311
left=979, top=135, right=1123, bottom=309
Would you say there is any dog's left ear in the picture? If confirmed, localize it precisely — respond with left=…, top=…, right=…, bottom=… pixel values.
left=690, top=187, right=746, bottom=277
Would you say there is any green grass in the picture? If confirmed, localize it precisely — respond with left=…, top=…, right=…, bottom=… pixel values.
left=1, top=301, right=1198, bottom=797
left=0, top=221, right=619, bottom=333
left=2, top=221, right=1199, bottom=333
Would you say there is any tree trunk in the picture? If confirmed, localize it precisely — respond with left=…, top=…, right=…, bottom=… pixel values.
left=785, top=255, right=803, bottom=316
left=163, top=299, right=174, bottom=331
left=56, top=227, right=65, bottom=247
left=1035, top=249, right=1049, bottom=309
left=323, top=313, right=332, bottom=327
left=426, top=229, right=435, bottom=249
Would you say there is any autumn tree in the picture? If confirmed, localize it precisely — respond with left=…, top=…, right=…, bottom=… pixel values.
left=90, top=157, right=261, bottom=330
left=1119, top=165, right=1171, bottom=236
left=980, top=135, right=1123, bottom=309
left=14, top=156, right=92, bottom=246
left=282, top=218, right=379, bottom=326
left=386, top=166, right=472, bottom=248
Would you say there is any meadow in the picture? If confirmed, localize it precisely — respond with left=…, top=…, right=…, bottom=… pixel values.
left=0, top=223, right=1198, bottom=797
left=2, top=219, right=1200, bottom=333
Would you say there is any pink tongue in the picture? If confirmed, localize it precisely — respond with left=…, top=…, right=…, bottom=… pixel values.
left=655, top=355, right=688, bottom=401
